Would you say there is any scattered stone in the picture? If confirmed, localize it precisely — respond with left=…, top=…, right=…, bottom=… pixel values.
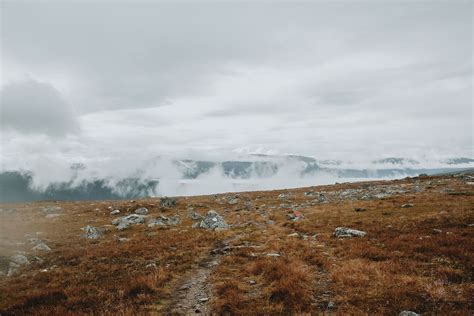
left=42, top=206, right=63, bottom=214
left=160, top=197, right=177, bottom=208
left=278, top=193, right=291, bottom=200
left=188, top=211, right=203, bottom=220
left=112, top=214, right=147, bottom=230
left=134, top=207, right=149, bottom=215
left=32, top=242, right=51, bottom=251
left=110, top=209, right=120, bottom=215
left=228, top=197, right=239, bottom=205
left=401, top=203, right=414, bottom=208
left=148, top=215, right=180, bottom=227
left=399, top=311, right=420, bottom=316
left=10, top=254, right=29, bottom=266
left=334, top=227, right=367, bottom=238
left=198, top=210, right=229, bottom=230
left=81, top=225, right=104, bottom=239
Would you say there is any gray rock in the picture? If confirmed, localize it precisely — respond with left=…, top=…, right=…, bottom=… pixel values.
left=10, top=254, right=29, bottom=266
left=134, top=207, right=149, bottom=215
left=160, top=197, right=177, bottom=208
left=334, top=227, right=367, bottom=238
left=198, top=210, right=229, bottom=230
left=399, top=311, right=420, bottom=316
left=110, top=209, right=120, bottom=215
left=148, top=215, right=180, bottom=227
left=81, top=225, right=104, bottom=239
left=228, top=197, right=239, bottom=205
left=401, top=203, right=414, bottom=208
left=188, top=211, right=203, bottom=220
left=112, top=214, right=147, bottom=230
left=32, top=242, right=51, bottom=251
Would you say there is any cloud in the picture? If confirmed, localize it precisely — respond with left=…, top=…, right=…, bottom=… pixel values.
left=0, top=1, right=471, bottom=169
left=0, top=79, right=80, bottom=136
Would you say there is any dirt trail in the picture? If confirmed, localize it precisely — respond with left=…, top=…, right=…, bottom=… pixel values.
left=167, top=237, right=239, bottom=315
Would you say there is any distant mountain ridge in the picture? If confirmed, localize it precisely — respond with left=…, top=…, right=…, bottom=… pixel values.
left=0, top=155, right=472, bottom=202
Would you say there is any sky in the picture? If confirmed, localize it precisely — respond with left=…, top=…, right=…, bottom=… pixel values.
left=0, top=1, right=473, bottom=176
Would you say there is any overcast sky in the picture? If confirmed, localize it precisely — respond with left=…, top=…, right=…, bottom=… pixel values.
left=0, top=1, right=472, bottom=172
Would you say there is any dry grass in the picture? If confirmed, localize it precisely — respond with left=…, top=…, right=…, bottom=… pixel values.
left=0, top=174, right=473, bottom=315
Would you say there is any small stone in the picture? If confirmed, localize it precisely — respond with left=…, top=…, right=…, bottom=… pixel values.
left=249, top=280, right=256, bottom=285
left=334, top=227, right=367, bottom=238
left=198, top=210, right=229, bottom=230
left=32, top=243, right=51, bottom=251
left=160, top=197, right=177, bottom=208
left=110, top=209, right=120, bottom=215
left=399, top=311, right=420, bottom=316
left=401, top=203, right=414, bottom=208
left=198, top=297, right=209, bottom=302
left=134, top=207, right=149, bottom=215
left=81, top=225, right=104, bottom=239
left=266, top=253, right=281, bottom=257
left=354, top=207, right=366, bottom=212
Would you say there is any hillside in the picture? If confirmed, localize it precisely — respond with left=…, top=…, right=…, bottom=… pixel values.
left=0, top=173, right=473, bottom=315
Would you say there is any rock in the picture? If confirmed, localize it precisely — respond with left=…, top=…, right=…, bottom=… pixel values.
left=266, top=253, right=281, bottom=257
left=278, top=193, right=291, bottom=200
left=334, top=227, right=367, bottom=238
left=354, top=207, right=366, bottom=212
left=32, top=242, right=51, bottom=251
left=81, top=225, right=104, bottom=239
left=198, top=210, right=229, bottom=230
left=399, top=311, right=420, bottom=316
left=10, top=254, right=29, bottom=266
left=228, top=197, right=239, bottom=205
left=112, top=214, right=147, bottom=230
left=148, top=215, right=181, bottom=228
left=110, top=209, right=120, bottom=215
left=134, top=207, right=149, bottom=215
left=198, top=297, right=209, bottom=303
left=432, top=228, right=442, bottom=234
left=160, top=197, right=177, bottom=208
left=42, top=206, right=63, bottom=214
left=401, top=203, right=414, bottom=208
left=188, top=211, right=203, bottom=220
left=249, top=280, right=256, bottom=285
left=287, top=232, right=299, bottom=237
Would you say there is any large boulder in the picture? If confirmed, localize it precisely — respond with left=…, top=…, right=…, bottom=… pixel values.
left=334, top=227, right=367, bottom=238
left=81, top=225, right=104, bottom=239
left=198, top=210, right=229, bottom=230
left=112, top=214, right=147, bottom=230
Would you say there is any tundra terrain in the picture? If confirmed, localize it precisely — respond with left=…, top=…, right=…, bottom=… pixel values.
left=0, top=173, right=473, bottom=315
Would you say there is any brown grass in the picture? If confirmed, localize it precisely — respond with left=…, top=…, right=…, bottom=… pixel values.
left=0, top=174, right=473, bottom=314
